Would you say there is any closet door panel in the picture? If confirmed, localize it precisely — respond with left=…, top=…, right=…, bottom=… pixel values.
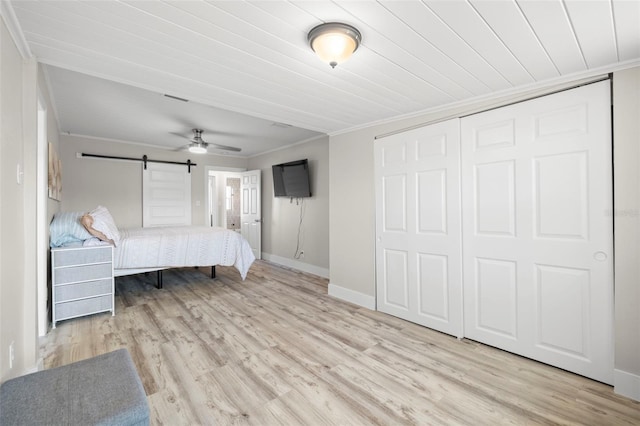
left=376, top=118, right=463, bottom=337
left=417, top=170, right=447, bottom=234
left=474, top=257, right=518, bottom=340
left=382, top=249, right=410, bottom=310
left=461, top=80, right=613, bottom=384
left=474, top=161, right=516, bottom=236
left=534, top=152, right=589, bottom=239
left=417, top=253, right=449, bottom=321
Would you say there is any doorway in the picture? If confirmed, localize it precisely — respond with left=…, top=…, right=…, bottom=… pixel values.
left=205, top=167, right=262, bottom=259
left=205, top=168, right=244, bottom=229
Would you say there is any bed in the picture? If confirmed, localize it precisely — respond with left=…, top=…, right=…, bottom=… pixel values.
left=112, top=225, right=255, bottom=281
left=50, top=206, right=255, bottom=287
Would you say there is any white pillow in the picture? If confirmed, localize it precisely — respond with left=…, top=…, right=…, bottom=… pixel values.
left=86, top=205, right=120, bottom=246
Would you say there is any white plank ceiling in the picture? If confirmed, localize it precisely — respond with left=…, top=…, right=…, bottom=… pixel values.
left=7, top=0, right=640, bottom=157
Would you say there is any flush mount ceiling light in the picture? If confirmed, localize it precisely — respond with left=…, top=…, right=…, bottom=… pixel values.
left=308, top=22, right=361, bottom=68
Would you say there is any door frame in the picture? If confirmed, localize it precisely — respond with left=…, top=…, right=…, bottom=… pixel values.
left=37, top=92, right=48, bottom=336
left=204, top=166, right=246, bottom=227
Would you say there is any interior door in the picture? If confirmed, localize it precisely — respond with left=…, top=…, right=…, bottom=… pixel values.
left=143, top=162, right=192, bottom=227
left=241, top=170, right=261, bottom=259
left=460, top=81, right=613, bottom=384
left=375, top=119, right=463, bottom=337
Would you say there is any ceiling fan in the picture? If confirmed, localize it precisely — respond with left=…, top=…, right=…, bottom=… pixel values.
left=179, top=129, right=241, bottom=154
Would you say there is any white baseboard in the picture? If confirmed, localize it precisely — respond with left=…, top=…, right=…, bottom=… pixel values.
left=261, top=253, right=329, bottom=278
left=614, top=369, right=640, bottom=401
left=328, top=283, right=376, bottom=310
left=23, top=359, right=41, bottom=375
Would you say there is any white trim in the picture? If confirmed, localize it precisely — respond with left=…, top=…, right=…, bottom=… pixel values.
left=330, top=60, right=640, bottom=137
left=0, top=0, right=32, bottom=59
left=614, top=369, right=640, bottom=402
left=205, top=166, right=246, bottom=173
left=36, top=93, right=48, bottom=337
left=41, top=66, right=61, bottom=130
left=23, top=364, right=39, bottom=375
left=247, top=134, right=327, bottom=159
left=328, top=283, right=375, bottom=310
left=262, top=252, right=329, bottom=279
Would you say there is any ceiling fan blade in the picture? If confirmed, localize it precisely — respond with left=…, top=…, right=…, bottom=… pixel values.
left=171, top=128, right=241, bottom=152
left=207, top=143, right=242, bottom=152
left=170, top=131, right=191, bottom=141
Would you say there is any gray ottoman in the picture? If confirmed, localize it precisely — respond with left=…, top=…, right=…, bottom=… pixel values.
left=0, top=348, right=149, bottom=425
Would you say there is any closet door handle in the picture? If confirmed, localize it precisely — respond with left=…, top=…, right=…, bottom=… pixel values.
left=593, top=251, right=607, bottom=261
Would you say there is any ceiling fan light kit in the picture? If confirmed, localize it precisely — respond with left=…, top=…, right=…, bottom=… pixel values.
left=183, top=128, right=241, bottom=154
left=308, top=22, right=361, bottom=68
left=188, top=129, right=208, bottom=154
left=188, top=143, right=207, bottom=154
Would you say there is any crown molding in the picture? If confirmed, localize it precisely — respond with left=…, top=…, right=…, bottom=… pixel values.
left=0, top=0, right=31, bottom=59
left=330, top=59, right=640, bottom=138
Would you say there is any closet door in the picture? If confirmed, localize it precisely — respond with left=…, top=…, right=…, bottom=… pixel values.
left=375, top=119, right=463, bottom=337
left=460, top=81, right=613, bottom=384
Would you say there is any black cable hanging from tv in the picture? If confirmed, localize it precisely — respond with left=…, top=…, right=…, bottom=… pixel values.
left=79, top=153, right=197, bottom=173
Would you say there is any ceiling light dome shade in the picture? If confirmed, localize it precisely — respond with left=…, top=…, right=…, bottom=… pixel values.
left=308, top=22, right=361, bottom=68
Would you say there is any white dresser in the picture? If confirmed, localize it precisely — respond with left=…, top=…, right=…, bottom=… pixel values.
left=51, top=245, right=114, bottom=328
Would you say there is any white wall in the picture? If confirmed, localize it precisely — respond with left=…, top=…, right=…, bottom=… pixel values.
left=0, top=14, right=39, bottom=381
left=248, top=136, right=329, bottom=277
left=329, top=68, right=640, bottom=399
left=612, top=67, right=640, bottom=400
left=59, top=135, right=248, bottom=228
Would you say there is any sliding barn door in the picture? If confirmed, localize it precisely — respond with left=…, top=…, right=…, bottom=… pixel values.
left=375, top=119, right=463, bottom=337
left=143, top=162, right=192, bottom=227
left=460, top=81, right=613, bottom=384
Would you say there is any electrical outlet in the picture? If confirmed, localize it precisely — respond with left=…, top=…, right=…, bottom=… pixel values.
left=9, top=341, right=15, bottom=369
left=16, top=164, right=23, bottom=185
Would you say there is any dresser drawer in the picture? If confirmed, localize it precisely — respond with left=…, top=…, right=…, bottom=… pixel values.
left=55, top=278, right=112, bottom=301
left=53, top=246, right=112, bottom=267
left=55, top=263, right=112, bottom=285
left=55, top=294, right=112, bottom=321
left=51, top=245, right=114, bottom=327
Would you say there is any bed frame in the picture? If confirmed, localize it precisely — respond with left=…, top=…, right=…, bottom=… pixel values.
left=114, top=266, right=216, bottom=289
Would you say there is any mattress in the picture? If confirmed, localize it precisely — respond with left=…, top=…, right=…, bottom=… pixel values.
left=113, top=226, right=255, bottom=279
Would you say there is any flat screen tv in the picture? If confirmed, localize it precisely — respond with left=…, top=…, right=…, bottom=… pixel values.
left=272, top=159, right=311, bottom=198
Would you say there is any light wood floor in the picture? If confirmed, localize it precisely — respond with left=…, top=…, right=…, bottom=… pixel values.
left=41, top=261, right=640, bottom=425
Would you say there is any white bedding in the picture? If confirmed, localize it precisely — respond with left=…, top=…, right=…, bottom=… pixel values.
left=112, top=226, right=255, bottom=279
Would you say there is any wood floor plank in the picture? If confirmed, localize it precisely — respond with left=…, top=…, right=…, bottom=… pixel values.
left=41, top=261, right=640, bottom=425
